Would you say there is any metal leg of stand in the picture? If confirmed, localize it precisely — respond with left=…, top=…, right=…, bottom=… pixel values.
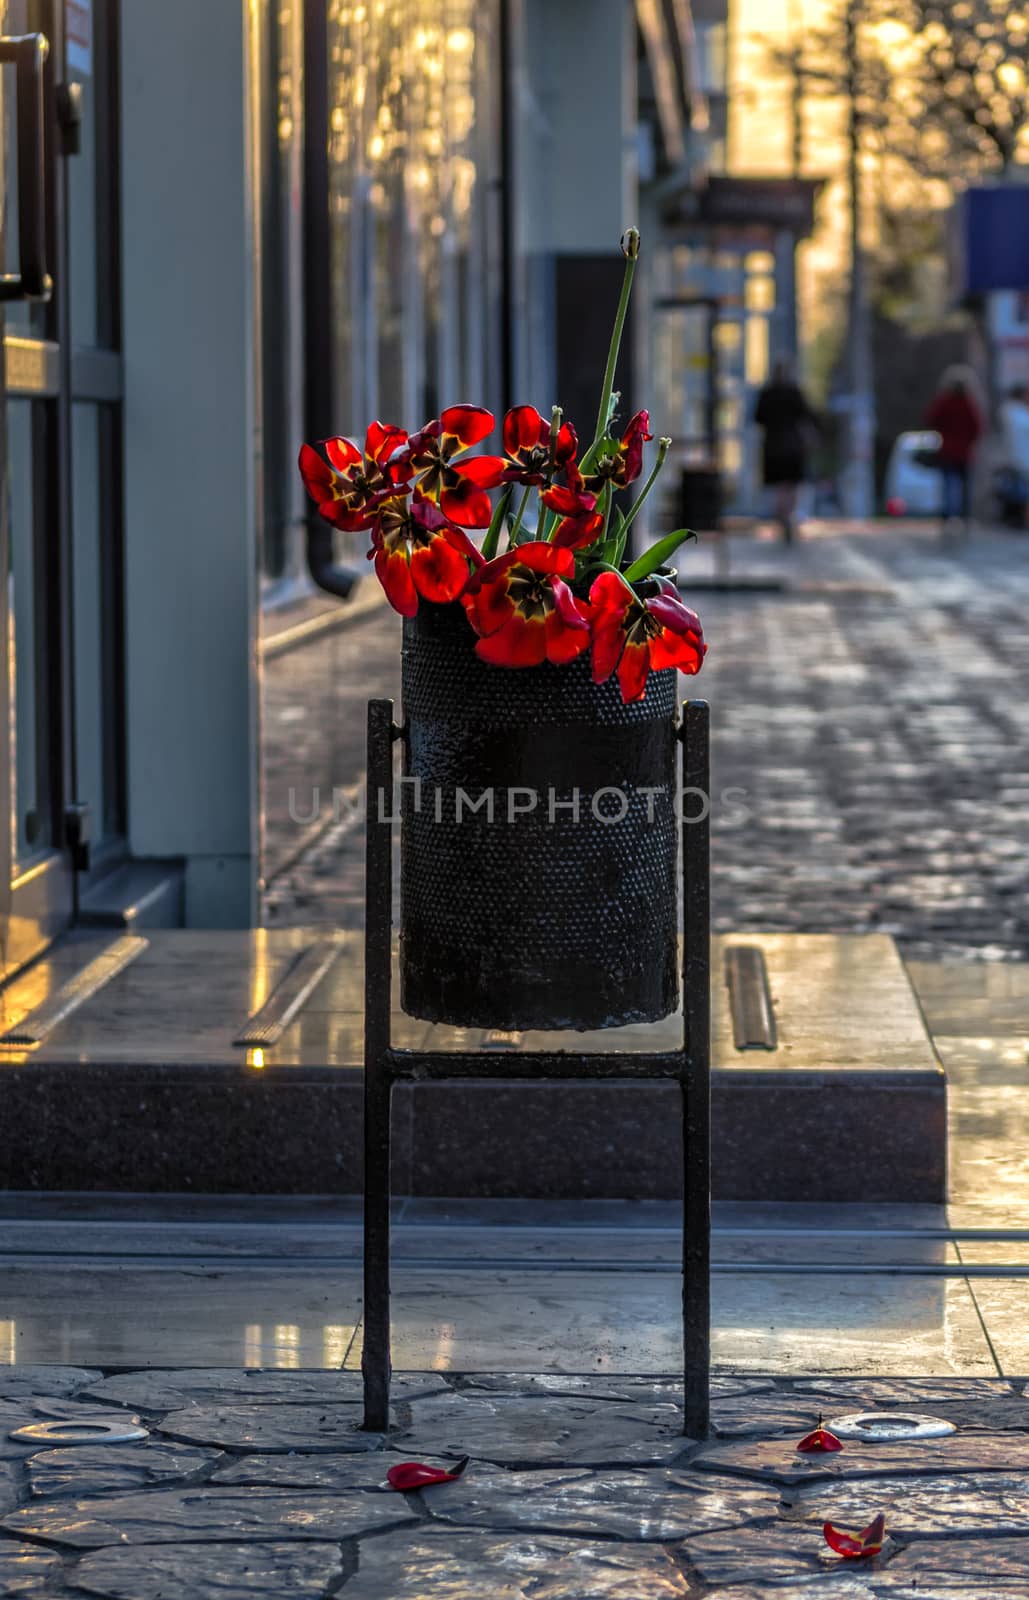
left=362, top=699, right=395, bottom=1431
left=682, top=700, right=711, bottom=1439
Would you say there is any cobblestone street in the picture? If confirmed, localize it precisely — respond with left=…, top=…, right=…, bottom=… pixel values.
left=263, top=521, right=1029, bottom=962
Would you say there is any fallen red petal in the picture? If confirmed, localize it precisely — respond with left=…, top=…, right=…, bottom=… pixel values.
left=823, top=1512, right=886, bottom=1559
left=797, top=1425, right=843, bottom=1453
left=387, top=1457, right=469, bottom=1492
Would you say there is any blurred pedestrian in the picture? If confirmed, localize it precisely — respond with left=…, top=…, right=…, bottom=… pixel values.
left=998, top=383, right=1029, bottom=527
left=924, top=365, right=983, bottom=530
left=754, top=361, right=820, bottom=544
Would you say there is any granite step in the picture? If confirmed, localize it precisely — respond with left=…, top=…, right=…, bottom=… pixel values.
left=0, top=930, right=944, bottom=1202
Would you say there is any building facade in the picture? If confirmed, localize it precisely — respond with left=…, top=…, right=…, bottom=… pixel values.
left=0, top=0, right=704, bottom=973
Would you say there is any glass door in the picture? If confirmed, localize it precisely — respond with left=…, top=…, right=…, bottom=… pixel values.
left=0, top=0, right=123, bottom=980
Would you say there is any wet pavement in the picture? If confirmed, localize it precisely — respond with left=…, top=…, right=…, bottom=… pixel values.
left=3, top=1366, right=1029, bottom=1596
left=262, top=520, right=1029, bottom=961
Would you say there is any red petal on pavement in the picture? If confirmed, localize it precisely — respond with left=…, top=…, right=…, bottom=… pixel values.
left=387, top=1457, right=469, bottom=1492
left=440, top=404, right=495, bottom=446
left=374, top=547, right=419, bottom=617
left=797, top=1425, right=844, bottom=1453
left=323, top=435, right=362, bottom=472
left=823, top=1512, right=886, bottom=1559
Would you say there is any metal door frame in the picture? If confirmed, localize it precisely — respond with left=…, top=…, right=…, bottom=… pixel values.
left=0, top=0, right=126, bottom=979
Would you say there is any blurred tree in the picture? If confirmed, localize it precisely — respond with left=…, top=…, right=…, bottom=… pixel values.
left=895, top=0, right=1029, bottom=179
left=769, top=0, right=1029, bottom=314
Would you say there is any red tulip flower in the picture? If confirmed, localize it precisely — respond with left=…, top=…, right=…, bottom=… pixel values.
left=588, top=571, right=706, bottom=703
left=371, top=495, right=483, bottom=617
left=574, top=410, right=653, bottom=494
left=463, top=542, right=590, bottom=667
left=406, top=405, right=506, bottom=528
left=823, top=1512, right=886, bottom=1559
left=498, top=405, right=578, bottom=485
left=298, top=422, right=409, bottom=531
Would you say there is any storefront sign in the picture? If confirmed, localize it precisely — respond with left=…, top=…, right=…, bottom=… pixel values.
left=66, top=0, right=92, bottom=77
left=700, top=177, right=822, bottom=236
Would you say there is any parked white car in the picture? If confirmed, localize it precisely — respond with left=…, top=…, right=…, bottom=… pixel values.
left=884, top=430, right=943, bottom=517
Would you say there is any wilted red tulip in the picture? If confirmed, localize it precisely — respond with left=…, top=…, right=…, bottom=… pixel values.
left=406, top=405, right=506, bottom=527
left=797, top=1423, right=843, bottom=1453
left=498, top=405, right=578, bottom=485
left=588, top=571, right=706, bottom=703
left=386, top=1456, right=470, bottom=1491
left=298, top=422, right=409, bottom=531
left=462, top=542, right=590, bottom=667
left=574, top=409, right=653, bottom=494
left=823, top=1512, right=886, bottom=1559
left=370, top=495, right=483, bottom=616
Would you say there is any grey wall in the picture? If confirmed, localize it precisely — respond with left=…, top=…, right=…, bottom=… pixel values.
left=120, top=0, right=258, bottom=925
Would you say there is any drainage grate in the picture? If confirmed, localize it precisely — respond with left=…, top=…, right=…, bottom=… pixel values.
left=724, top=944, right=778, bottom=1050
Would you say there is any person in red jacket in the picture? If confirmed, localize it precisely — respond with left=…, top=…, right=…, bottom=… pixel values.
left=924, top=366, right=984, bottom=526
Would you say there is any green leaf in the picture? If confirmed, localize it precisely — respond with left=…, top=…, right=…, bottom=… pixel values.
left=595, top=504, right=625, bottom=569
left=622, top=527, right=697, bottom=584
left=481, top=484, right=513, bottom=562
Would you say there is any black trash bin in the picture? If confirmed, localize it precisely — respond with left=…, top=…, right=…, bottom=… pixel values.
left=680, top=465, right=721, bottom=532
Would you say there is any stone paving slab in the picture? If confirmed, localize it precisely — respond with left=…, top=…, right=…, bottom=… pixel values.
left=679, top=1518, right=842, bottom=1587
left=0, top=1539, right=63, bottom=1596
left=796, top=1471, right=1029, bottom=1537
left=872, top=1537, right=1029, bottom=1591
left=210, top=1452, right=432, bottom=1489
left=458, top=1373, right=776, bottom=1401
left=82, top=1367, right=449, bottom=1412
left=1, top=1367, right=1029, bottom=1596
left=796, top=1377, right=1019, bottom=1406
left=694, top=1431, right=1029, bottom=1485
left=1, top=1484, right=418, bottom=1547
left=155, top=1401, right=386, bottom=1454
left=396, top=1390, right=689, bottom=1466
left=335, top=1528, right=692, bottom=1598
left=26, top=1441, right=222, bottom=1498
left=421, top=1463, right=779, bottom=1540
left=0, top=1365, right=102, bottom=1399
left=68, top=1541, right=347, bottom=1600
